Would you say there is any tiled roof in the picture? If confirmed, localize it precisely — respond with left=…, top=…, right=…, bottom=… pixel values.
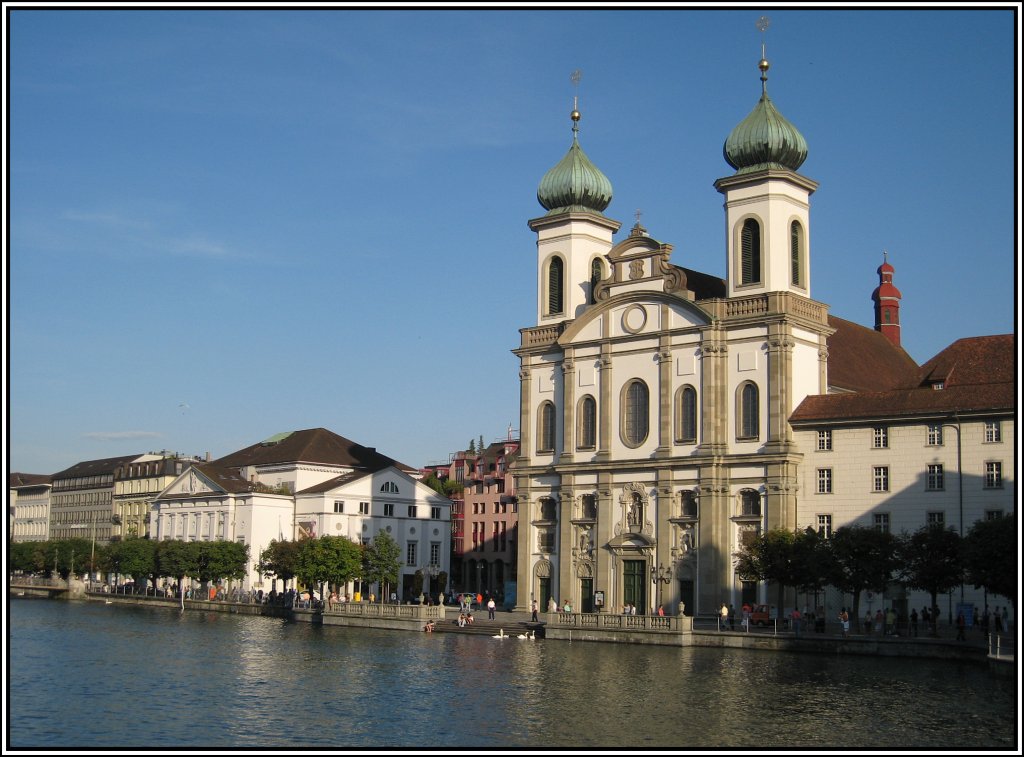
left=213, top=427, right=413, bottom=473
left=792, top=333, right=1015, bottom=424
left=188, top=464, right=255, bottom=494
left=826, top=315, right=919, bottom=392
left=51, top=454, right=144, bottom=481
left=907, top=334, right=1015, bottom=389
left=9, top=472, right=53, bottom=488
left=675, top=265, right=728, bottom=300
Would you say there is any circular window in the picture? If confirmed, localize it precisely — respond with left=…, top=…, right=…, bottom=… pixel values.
left=622, top=305, right=647, bottom=334
left=410, top=527, right=416, bottom=535
left=433, top=528, right=439, bottom=536
left=335, top=523, right=343, bottom=531
left=386, top=525, right=392, bottom=533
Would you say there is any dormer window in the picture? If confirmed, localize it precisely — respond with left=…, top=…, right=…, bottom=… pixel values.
left=931, top=381, right=944, bottom=390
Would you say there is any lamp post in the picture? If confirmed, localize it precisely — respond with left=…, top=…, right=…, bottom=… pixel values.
left=650, top=563, right=672, bottom=614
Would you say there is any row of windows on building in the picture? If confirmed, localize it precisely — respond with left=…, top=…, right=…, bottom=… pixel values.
left=331, top=501, right=443, bottom=519
left=468, top=501, right=516, bottom=515
left=816, top=461, right=1004, bottom=494
left=470, top=520, right=511, bottom=552
left=542, top=219, right=805, bottom=317
left=536, top=382, right=759, bottom=452
left=816, top=421, right=1003, bottom=451
left=406, top=542, right=443, bottom=567
left=815, top=508, right=1007, bottom=537
left=52, top=475, right=115, bottom=490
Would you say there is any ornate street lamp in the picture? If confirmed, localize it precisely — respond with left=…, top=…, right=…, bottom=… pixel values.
left=650, top=563, right=672, bottom=613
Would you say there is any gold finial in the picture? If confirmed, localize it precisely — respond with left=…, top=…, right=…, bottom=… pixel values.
left=570, top=69, right=582, bottom=131
left=756, top=15, right=771, bottom=93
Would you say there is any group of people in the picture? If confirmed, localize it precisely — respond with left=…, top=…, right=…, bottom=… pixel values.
left=456, top=612, right=475, bottom=627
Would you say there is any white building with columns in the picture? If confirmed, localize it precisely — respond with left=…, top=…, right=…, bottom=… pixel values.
left=154, top=427, right=450, bottom=594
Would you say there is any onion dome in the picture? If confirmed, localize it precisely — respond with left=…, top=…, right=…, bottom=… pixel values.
left=537, top=110, right=613, bottom=215
left=723, top=56, right=808, bottom=174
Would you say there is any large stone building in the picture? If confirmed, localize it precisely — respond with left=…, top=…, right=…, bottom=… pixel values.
left=48, top=454, right=146, bottom=542
left=113, top=452, right=206, bottom=540
left=511, top=50, right=1014, bottom=618
left=154, top=427, right=451, bottom=595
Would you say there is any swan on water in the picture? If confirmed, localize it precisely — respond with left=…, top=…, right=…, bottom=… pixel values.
left=492, top=629, right=507, bottom=639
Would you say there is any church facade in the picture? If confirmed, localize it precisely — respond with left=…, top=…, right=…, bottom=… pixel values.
left=512, top=54, right=917, bottom=616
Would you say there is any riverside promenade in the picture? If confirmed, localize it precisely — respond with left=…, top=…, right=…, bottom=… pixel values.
left=9, top=576, right=1014, bottom=672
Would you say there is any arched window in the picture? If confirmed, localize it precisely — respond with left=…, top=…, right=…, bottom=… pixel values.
left=537, top=401, right=556, bottom=453
left=674, top=385, right=698, bottom=444
left=790, top=220, right=804, bottom=287
left=547, top=257, right=564, bottom=315
left=621, top=379, right=650, bottom=447
left=737, top=382, right=759, bottom=440
left=679, top=490, right=698, bottom=519
left=589, top=258, right=604, bottom=304
left=577, top=395, right=597, bottom=450
left=740, top=218, right=761, bottom=285
left=740, top=489, right=761, bottom=517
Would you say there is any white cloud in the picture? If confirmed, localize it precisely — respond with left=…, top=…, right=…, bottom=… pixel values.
left=83, top=431, right=163, bottom=441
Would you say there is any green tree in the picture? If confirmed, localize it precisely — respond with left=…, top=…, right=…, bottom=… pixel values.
left=9, top=541, right=47, bottom=574
left=412, top=569, right=424, bottom=600
left=898, top=525, right=964, bottom=636
left=963, top=513, right=1016, bottom=607
left=294, top=536, right=362, bottom=598
left=791, top=527, right=835, bottom=606
left=828, top=525, right=900, bottom=632
left=156, top=540, right=199, bottom=595
left=734, top=528, right=798, bottom=612
left=42, top=538, right=94, bottom=578
left=468, top=439, right=475, bottom=454
left=200, top=541, right=249, bottom=585
left=363, top=532, right=401, bottom=603
left=103, top=538, right=157, bottom=589
left=257, top=539, right=301, bottom=591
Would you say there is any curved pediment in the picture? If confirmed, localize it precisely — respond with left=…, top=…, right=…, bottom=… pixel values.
left=608, top=529, right=656, bottom=551
left=558, top=291, right=712, bottom=346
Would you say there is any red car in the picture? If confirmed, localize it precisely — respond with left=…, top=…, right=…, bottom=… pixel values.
left=749, top=604, right=774, bottom=626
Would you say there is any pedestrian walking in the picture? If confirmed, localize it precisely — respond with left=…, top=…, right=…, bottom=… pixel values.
left=910, top=608, right=919, bottom=637
left=720, top=603, right=728, bottom=631
left=956, top=612, right=966, bottom=641
left=531, top=599, right=539, bottom=622
left=728, top=604, right=736, bottom=631
left=487, top=597, right=496, bottom=620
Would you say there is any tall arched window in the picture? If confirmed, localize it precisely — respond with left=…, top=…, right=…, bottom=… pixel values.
left=622, top=379, right=650, bottom=447
left=547, top=257, right=564, bottom=315
left=740, top=218, right=761, bottom=285
left=674, top=385, right=698, bottom=444
left=737, top=382, right=759, bottom=440
left=589, top=258, right=604, bottom=304
left=790, top=220, right=804, bottom=287
left=577, top=395, right=597, bottom=450
left=537, top=401, right=556, bottom=452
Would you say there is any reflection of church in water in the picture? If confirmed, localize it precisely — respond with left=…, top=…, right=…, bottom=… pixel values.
left=512, top=47, right=863, bottom=617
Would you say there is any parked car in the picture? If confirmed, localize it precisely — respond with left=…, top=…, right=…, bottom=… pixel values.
left=750, top=604, right=773, bottom=626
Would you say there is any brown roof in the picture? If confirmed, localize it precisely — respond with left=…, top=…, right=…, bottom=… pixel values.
left=907, top=334, right=1015, bottom=389
left=9, top=472, right=53, bottom=488
left=791, top=333, right=1015, bottom=424
left=675, top=265, right=728, bottom=300
left=213, top=427, right=413, bottom=473
left=825, top=315, right=919, bottom=392
left=51, top=454, right=144, bottom=481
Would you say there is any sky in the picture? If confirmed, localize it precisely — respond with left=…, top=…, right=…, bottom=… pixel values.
left=5, top=3, right=1020, bottom=477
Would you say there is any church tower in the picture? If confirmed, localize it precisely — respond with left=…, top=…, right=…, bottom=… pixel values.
left=872, top=252, right=902, bottom=347
left=714, top=48, right=817, bottom=299
left=529, top=96, right=620, bottom=326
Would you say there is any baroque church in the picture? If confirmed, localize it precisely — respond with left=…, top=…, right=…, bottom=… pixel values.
left=511, top=50, right=918, bottom=616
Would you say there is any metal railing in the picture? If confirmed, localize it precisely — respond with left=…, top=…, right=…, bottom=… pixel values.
left=552, top=611, right=684, bottom=632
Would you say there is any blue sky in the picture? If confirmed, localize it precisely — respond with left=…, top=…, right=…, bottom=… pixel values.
left=6, top=5, right=1019, bottom=476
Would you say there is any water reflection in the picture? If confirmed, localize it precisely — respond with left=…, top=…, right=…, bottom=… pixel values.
left=7, top=600, right=1016, bottom=749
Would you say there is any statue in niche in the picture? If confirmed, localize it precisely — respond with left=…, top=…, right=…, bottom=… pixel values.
left=627, top=493, right=643, bottom=527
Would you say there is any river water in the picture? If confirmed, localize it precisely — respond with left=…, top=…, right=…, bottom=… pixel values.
left=5, top=598, right=1017, bottom=750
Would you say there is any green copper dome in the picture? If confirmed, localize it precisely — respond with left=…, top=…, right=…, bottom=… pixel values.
left=537, top=129, right=613, bottom=215
left=724, top=59, right=808, bottom=174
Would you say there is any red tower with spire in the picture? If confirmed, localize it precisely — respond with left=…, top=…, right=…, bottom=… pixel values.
left=872, top=251, right=902, bottom=347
